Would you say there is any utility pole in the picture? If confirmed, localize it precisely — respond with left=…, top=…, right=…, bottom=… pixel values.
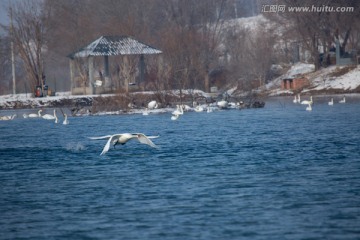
left=10, top=6, right=16, bottom=95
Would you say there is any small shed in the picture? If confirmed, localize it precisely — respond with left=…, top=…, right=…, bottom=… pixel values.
left=282, top=76, right=309, bottom=91
left=68, top=35, right=162, bottom=95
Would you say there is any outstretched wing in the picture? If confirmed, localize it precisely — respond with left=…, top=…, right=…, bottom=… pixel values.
left=100, top=135, right=121, bottom=155
left=136, top=133, right=158, bottom=148
left=89, top=135, right=113, bottom=140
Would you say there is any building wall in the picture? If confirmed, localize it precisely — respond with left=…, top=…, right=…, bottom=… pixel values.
left=282, top=77, right=309, bottom=91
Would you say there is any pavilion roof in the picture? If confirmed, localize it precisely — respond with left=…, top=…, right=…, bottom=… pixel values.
left=68, top=35, right=162, bottom=58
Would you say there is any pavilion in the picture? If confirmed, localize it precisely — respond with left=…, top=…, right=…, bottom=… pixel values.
left=68, top=35, right=162, bottom=95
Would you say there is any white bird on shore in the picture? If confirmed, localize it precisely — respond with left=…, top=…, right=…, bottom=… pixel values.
left=28, top=110, right=42, bottom=118
left=328, top=98, right=334, bottom=106
left=194, top=105, right=204, bottom=112
left=63, top=114, right=69, bottom=125
left=148, top=100, right=158, bottom=109
left=339, top=96, right=346, bottom=103
left=89, top=133, right=159, bottom=155
left=301, top=96, right=313, bottom=105
left=217, top=100, right=228, bottom=109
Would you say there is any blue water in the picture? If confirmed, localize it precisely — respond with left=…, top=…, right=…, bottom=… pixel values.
left=1, top=97, right=360, bottom=239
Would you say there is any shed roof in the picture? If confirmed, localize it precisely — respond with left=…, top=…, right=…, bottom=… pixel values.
left=68, top=35, right=162, bottom=58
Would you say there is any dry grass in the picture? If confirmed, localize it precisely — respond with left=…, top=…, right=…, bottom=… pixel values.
left=329, top=66, right=356, bottom=78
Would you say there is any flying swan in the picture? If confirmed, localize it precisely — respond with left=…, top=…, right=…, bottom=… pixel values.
left=89, top=133, right=159, bottom=155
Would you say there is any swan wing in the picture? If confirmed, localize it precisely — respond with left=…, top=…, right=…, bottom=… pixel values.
left=100, top=134, right=122, bottom=155
left=147, top=135, right=159, bottom=139
left=100, top=136, right=114, bottom=155
left=135, top=134, right=158, bottom=148
left=89, top=135, right=113, bottom=140
left=134, top=133, right=159, bottom=139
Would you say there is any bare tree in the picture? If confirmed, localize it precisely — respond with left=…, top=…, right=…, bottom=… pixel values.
left=9, top=0, right=52, bottom=94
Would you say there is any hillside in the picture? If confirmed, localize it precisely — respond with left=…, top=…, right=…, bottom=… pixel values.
left=265, top=63, right=360, bottom=96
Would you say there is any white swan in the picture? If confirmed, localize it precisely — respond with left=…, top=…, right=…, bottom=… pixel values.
left=171, top=114, right=180, bottom=120
left=89, top=133, right=159, bottom=155
left=183, top=105, right=192, bottom=112
left=301, top=96, right=313, bottom=105
left=28, top=110, right=42, bottom=118
left=148, top=100, right=158, bottom=109
left=172, top=105, right=184, bottom=115
left=339, top=96, right=346, bottom=103
left=42, top=109, right=58, bottom=121
left=306, top=103, right=312, bottom=111
left=194, top=105, right=204, bottom=112
left=217, top=100, right=228, bottom=109
left=171, top=105, right=183, bottom=120
left=328, top=98, right=334, bottom=106
left=293, top=95, right=297, bottom=103
left=63, top=114, right=69, bottom=125
left=0, top=114, right=16, bottom=120
left=142, top=108, right=149, bottom=116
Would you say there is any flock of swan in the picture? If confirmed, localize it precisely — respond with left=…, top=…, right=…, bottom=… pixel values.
left=140, top=99, right=243, bottom=121
left=292, top=94, right=346, bottom=111
left=0, top=96, right=350, bottom=155
left=0, top=109, right=69, bottom=124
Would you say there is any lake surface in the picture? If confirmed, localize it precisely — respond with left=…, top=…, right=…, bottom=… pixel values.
left=1, top=97, right=360, bottom=239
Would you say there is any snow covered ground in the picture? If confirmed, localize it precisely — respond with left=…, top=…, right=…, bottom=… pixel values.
left=266, top=63, right=360, bottom=96
left=1, top=62, right=359, bottom=111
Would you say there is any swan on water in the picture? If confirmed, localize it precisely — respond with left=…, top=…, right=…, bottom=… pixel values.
left=89, top=133, right=159, bottom=155
left=306, top=103, right=312, bottom=111
left=171, top=105, right=183, bottom=120
left=148, top=100, right=158, bottom=109
left=0, top=114, right=16, bottom=120
left=301, top=96, right=313, bottom=105
left=339, top=96, right=346, bottom=103
left=293, top=94, right=301, bottom=103
left=63, top=114, right=69, bottom=125
left=42, top=109, right=58, bottom=121
left=28, top=110, right=42, bottom=118
left=183, top=105, right=192, bottom=112
left=142, top=108, right=149, bottom=116
left=194, top=105, right=204, bottom=112
left=328, top=98, right=334, bottom=106
left=171, top=114, right=180, bottom=120
left=172, top=105, right=184, bottom=115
